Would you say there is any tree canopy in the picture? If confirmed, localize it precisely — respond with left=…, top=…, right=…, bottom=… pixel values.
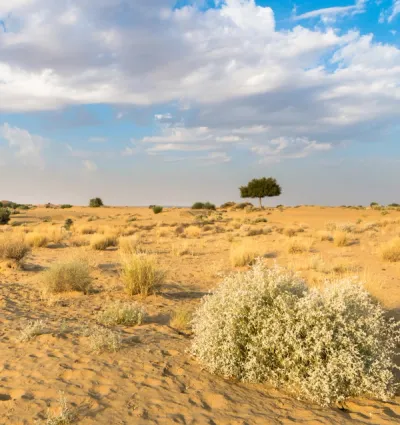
left=89, top=197, right=104, bottom=208
left=240, top=177, right=282, bottom=208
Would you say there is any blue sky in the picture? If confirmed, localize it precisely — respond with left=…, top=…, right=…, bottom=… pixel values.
left=0, top=0, right=399, bottom=206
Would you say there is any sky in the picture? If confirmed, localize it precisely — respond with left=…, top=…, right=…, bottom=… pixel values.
left=0, top=0, right=399, bottom=206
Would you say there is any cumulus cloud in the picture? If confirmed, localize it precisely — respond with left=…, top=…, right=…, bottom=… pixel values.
left=389, top=0, right=400, bottom=22
left=0, top=0, right=399, bottom=164
left=0, top=123, right=46, bottom=166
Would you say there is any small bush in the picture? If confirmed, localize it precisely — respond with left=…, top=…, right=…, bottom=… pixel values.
left=152, top=205, right=163, bottom=214
left=83, top=325, right=122, bottom=352
left=18, top=320, right=46, bottom=342
left=0, top=235, right=31, bottom=263
left=0, top=208, right=11, bottom=225
left=191, top=261, right=400, bottom=406
left=192, top=202, right=216, bottom=210
left=64, top=218, right=73, bottom=230
left=41, top=258, right=92, bottom=295
left=185, top=225, right=201, bottom=238
left=26, top=232, right=49, bottom=248
left=91, top=234, right=118, bottom=251
left=334, top=231, right=351, bottom=247
left=89, top=197, right=103, bottom=208
left=46, top=393, right=77, bottom=425
left=120, top=254, right=164, bottom=296
left=60, top=204, right=73, bottom=209
left=287, top=237, right=313, bottom=254
left=380, top=237, right=400, bottom=262
left=97, top=301, right=145, bottom=326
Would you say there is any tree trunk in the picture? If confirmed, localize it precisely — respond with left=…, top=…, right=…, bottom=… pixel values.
left=259, top=198, right=262, bottom=208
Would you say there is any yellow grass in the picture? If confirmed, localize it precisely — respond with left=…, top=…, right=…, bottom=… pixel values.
left=230, top=241, right=261, bottom=267
left=287, top=237, right=313, bottom=254
left=380, top=237, right=400, bottom=262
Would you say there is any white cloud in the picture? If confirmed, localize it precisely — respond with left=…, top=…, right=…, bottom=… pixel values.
left=293, top=0, right=366, bottom=23
left=197, top=152, right=231, bottom=165
left=0, top=123, right=46, bottom=166
left=389, top=0, right=400, bottom=22
left=89, top=137, right=107, bottom=143
left=82, top=159, right=97, bottom=171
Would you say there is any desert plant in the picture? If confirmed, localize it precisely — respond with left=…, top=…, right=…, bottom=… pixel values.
left=119, top=235, right=143, bottom=255
left=191, top=261, right=400, bottom=406
left=287, top=237, right=313, bottom=254
left=46, top=393, right=77, bottom=425
left=170, top=308, right=192, bottom=331
left=380, top=237, right=400, bottom=262
left=97, top=301, right=145, bottom=326
left=90, top=234, right=118, bottom=250
left=26, top=232, right=49, bottom=248
left=120, top=254, right=164, bottom=296
left=152, top=205, right=163, bottom=214
left=60, top=204, right=73, bottom=209
left=192, top=202, right=216, bottom=210
left=0, top=208, right=11, bottom=225
left=230, top=242, right=260, bottom=267
left=333, top=231, right=351, bottom=247
left=18, top=320, right=46, bottom=342
left=83, top=325, right=122, bottom=352
left=240, top=177, right=281, bottom=208
left=0, top=235, right=31, bottom=263
left=64, top=218, right=73, bottom=230
left=41, top=258, right=92, bottom=295
left=89, top=197, right=104, bottom=208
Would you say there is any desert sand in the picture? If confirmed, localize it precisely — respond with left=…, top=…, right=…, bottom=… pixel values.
left=0, top=205, right=399, bottom=424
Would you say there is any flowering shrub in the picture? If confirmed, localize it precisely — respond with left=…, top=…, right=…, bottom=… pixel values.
left=191, top=261, right=399, bottom=406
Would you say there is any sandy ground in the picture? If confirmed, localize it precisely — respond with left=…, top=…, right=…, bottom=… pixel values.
left=0, top=205, right=399, bottom=424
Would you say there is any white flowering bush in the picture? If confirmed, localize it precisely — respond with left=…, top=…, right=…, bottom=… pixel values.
left=191, top=260, right=399, bottom=406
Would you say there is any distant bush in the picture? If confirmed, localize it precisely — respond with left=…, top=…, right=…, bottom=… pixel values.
left=64, top=218, right=73, bottom=230
left=0, top=208, right=11, bottom=225
left=191, top=261, right=400, bottom=406
left=89, top=197, right=104, bottom=208
left=192, top=202, right=216, bottom=210
left=152, top=206, right=163, bottom=214
left=61, top=204, right=73, bottom=209
left=91, top=234, right=118, bottom=251
left=220, top=201, right=236, bottom=209
left=41, top=258, right=92, bottom=295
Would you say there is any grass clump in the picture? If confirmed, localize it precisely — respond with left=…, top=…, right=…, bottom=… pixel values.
left=119, top=235, right=143, bottom=255
left=83, top=325, right=122, bottom=353
left=46, top=393, right=77, bottom=425
left=230, top=242, right=260, bottom=267
left=287, top=237, right=313, bottom=254
left=26, top=232, right=49, bottom=248
left=380, top=237, right=400, bottom=262
left=18, top=320, right=46, bottom=342
left=91, top=234, right=118, bottom=250
left=41, top=258, right=92, bottom=295
left=191, top=261, right=400, bottom=406
left=120, top=254, right=164, bottom=297
left=97, top=301, right=145, bottom=326
left=0, top=235, right=31, bottom=263
left=333, top=231, right=351, bottom=247
left=170, top=308, right=192, bottom=331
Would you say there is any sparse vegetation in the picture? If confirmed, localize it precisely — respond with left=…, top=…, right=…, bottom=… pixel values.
left=380, top=237, right=400, bottom=262
left=83, top=325, right=122, bottom=352
left=192, top=202, right=216, bottom=210
left=170, top=308, right=192, bottom=331
left=89, top=197, right=104, bottom=208
left=0, top=208, right=11, bottom=225
left=0, top=235, right=31, bottom=263
left=46, top=393, right=77, bottom=425
left=18, top=320, right=46, bottom=342
left=91, top=234, right=118, bottom=250
left=230, top=242, right=260, bottom=267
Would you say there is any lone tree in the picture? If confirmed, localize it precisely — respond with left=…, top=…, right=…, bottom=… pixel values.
left=240, top=177, right=281, bottom=208
left=89, top=197, right=104, bottom=208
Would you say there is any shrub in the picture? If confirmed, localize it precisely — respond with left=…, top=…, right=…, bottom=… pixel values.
left=119, top=235, right=143, bottom=255
left=287, top=237, right=313, bottom=254
left=191, top=261, right=400, bottom=406
left=192, top=202, right=216, bottom=210
left=380, top=237, right=400, bottom=262
left=152, top=205, right=163, bottom=214
left=60, top=204, right=73, bottom=209
left=230, top=242, right=260, bottom=267
left=46, top=393, right=77, bottom=425
left=18, top=320, right=46, bottom=342
left=0, top=235, right=31, bottom=263
left=83, top=325, right=122, bottom=353
left=64, top=219, right=73, bottom=230
left=97, top=301, right=145, bottom=326
left=89, top=197, right=103, bottom=208
left=170, top=308, right=192, bottom=331
left=220, top=202, right=236, bottom=209
left=91, top=234, right=118, bottom=251
left=0, top=208, right=11, bottom=225
left=41, top=258, right=92, bottom=295
left=120, top=254, right=164, bottom=297
left=333, top=231, right=351, bottom=247
left=185, top=225, right=201, bottom=238
left=26, top=232, right=49, bottom=248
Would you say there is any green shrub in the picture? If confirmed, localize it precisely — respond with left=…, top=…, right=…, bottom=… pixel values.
left=64, top=218, right=73, bottom=230
left=89, top=197, right=104, bottom=208
left=0, top=208, right=11, bottom=225
left=192, top=202, right=216, bottom=210
left=152, top=206, right=163, bottom=214
left=191, top=261, right=399, bottom=406
left=97, top=301, right=146, bottom=326
left=61, top=204, right=73, bottom=209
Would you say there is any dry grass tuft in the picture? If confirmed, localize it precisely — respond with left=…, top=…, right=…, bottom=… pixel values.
left=46, top=393, right=77, bottom=425
left=41, top=258, right=92, bottom=295
left=170, top=308, right=192, bottom=331
left=333, top=231, right=351, bottom=247
left=0, top=234, right=31, bottom=263
left=317, top=230, right=333, bottom=242
left=230, top=242, right=261, bottom=267
left=287, top=237, right=313, bottom=254
left=120, top=254, right=164, bottom=296
left=97, top=301, right=145, bottom=326
left=83, top=325, right=122, bottom=352
left=26, top=232, right=49, bottom=248
left=91, top=234, right=118, bottom=250
left=119, top=235, right=143, bottom=255
left=380, top=237, right=400, bottom=262
left=18, top=320, right=46, bottom=342
left=185, top=226, right=201, bottom=238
